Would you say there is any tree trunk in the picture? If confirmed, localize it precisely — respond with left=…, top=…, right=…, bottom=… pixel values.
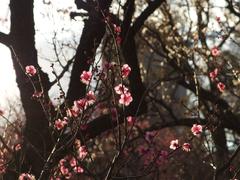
left=4, top=0, right=52, bottom=178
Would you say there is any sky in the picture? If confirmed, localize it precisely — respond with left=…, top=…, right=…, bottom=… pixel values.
left=0, top=0, right=84, bottom=110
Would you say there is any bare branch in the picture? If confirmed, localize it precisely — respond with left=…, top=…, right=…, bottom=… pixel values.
left=50, top=57, right=74, bottom=87
left=0, top=32, right=11, bottom=47
left=130, top=0, right=165, bottom=36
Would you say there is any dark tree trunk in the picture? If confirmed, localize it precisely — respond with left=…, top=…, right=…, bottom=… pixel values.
left=4, top=0, right=52, bottom=178
left=67, top=1, right=112, bottom=104
left=122, top=36, right=147, bottom=115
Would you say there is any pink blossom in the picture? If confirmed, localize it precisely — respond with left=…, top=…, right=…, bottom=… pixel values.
left=209, top=68, right=218, bottom=81
left=60, top=166, right=69, bottom=175
left=78, top=146, right=88, bottom=160
left=169, top=139, right=179, bottom=150
left=32, top=91, right=43, bottom=99
left=74, top=166, right=84, bottom=174
left=121, top=64, right=131, bottom=78
left=25, top=65, right=37, bottom=76
left=54, top=118, right=68, bottom=130
left=127, top=116, right=135, bottom=125
left=86, top=91, right=96, bottom=105
left=211, top=47, right=220, bottom=57
left=18, top=173, right=35, bottom=180
left=114, top=84, right=128, bottom=95
left=69, top=157, right=77, bottom=167
left=182, top=143, right=191, bottom=152
left=119, top=92, right=133, bottom=106
left=217, top=82, right=225, bottom=92
left=191, top=124, right=203, bottom=136
left=59, top=158, right=66, bottom=166
left=114, top=25, right=121, bottom=34
left=15, top=144, right=21, bottom=151
left=73, top=98, right=87, bottom=111
left=0, top=160, right=5, bottom=174
left=80, top=70, right=92, bottom=85
left=68, top=107, right=79, bottom=117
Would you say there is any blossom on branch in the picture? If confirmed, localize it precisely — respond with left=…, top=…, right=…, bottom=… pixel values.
left=121, top=64, right=131, bottom=78
left=54, top=117, right=68, bottom=130
left=169, top=139, right=179, bottom=150
left=217, top=82, right=225, bottom=92
left=211, top=47, right=220, bottom=57
left=191, top=124, right=203, bottom=136
left=80, top=70, right=92, bottom=85
left=119, top=92, right=133, bottom=106
left=25, top=65, right=37, bottom=77
left=182, top=143, right=191, bottom=152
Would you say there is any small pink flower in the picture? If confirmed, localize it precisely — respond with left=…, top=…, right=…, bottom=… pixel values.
left=121, top=64, right=131, bottom=78
left=211, top=47, right=220, bottom=57
left=78, top=146, right=88, bottom=160
left=54, top=118, right=68, bottom=130
left=59, top=158, right=66, bottom=166
left=170, top=139, right=179, bottom=150
left=191, top=124, right=203, bottom=136
left=74, top=99, right=87, bottom=111
left=25, top=65, right=37, bottom=76
left=86, top=91, right=96, bottom=105
left=114, top=84, right=128, bottom=95
left=32, top=91, right=43, bottom=99
left=114, top=25, right=121, bottom=34
left=217, top=82, right=225, bottom=92
left=80, top=70, right=92, bottom=85
left=60, top=166, right=69, bottom=175
left=18, top=173, right=35, bottom=180
left=69, top=157, right=77, bottom=167
left=74, top=166, right=84, bottom=174
left=127, top=116, right=135, bottom=125
left=119, top=92, right=133, bottom=106
left=216, top=16, right=221, bottom=22
left=15, top=144, right=21, bottom=151
left=68, top=107, right=79, bottom=117
left=209, top=68, right=218, bottom=81
left=0, top=160, right=5, bottom=174
left=182, top=143, right=191, bottom=152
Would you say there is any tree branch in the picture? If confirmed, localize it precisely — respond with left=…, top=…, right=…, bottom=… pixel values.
left=0, top=32, right=11, bottom=47
left=130, top=0, right=165, bottom=36
left=74, top=0, right=91, bottom=11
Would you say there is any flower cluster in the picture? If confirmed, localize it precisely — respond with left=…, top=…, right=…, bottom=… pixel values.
left=55, top=155, right=84, bottom=179
left=25, top=65, right=37, bottom=77
left=18, top=173, right=35, bottom=180
left=68, top=91, right=96, bottom=117
left=114, top=84, right=133, bottom=106
left=169, top=139, right=191, bottom=152
left=80, top=70, right=92, bottom=85
left=54, top=117, right=68, bottom=130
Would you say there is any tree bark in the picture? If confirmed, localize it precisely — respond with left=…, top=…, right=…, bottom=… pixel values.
left=4, top=0, right=52, bottom=178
